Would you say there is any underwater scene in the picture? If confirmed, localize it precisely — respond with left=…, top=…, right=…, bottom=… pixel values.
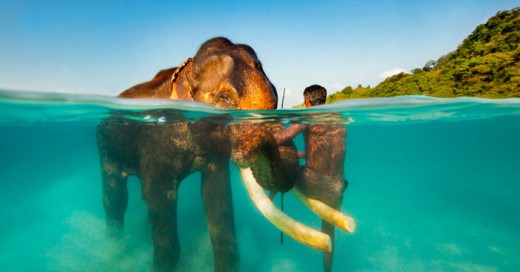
left=1, top=90, right=520, bottom=272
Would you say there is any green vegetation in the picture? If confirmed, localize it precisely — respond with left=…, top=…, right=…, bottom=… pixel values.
left=327, top=7, right=520, bottom=103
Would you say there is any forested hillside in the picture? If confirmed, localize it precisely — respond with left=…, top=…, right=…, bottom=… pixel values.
left=328, top=7, right=520, bottom=103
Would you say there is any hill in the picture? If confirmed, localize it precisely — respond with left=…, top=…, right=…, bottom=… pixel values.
left=328, top=7, right=520, bottom=103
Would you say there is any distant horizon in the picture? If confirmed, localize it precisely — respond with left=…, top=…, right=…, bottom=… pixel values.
left=1, top=1, right=518, bottom=107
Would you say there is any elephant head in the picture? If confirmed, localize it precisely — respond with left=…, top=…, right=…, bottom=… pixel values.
left=171, top=38, right=278, bottom=110
left=121, top=37, right=277, bottom=110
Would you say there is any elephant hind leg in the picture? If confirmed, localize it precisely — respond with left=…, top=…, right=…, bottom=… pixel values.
left=101, top=161, right=129, bottom=239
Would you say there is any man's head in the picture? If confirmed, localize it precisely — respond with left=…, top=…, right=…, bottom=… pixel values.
left=303, top=84, right=327, bottom=107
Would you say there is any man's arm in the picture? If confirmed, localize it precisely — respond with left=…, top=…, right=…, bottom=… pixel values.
left=274, top=124, right=307, bottom=145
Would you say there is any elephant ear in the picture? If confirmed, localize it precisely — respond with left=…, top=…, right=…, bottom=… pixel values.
left=170, top=58, right=195, bottom=100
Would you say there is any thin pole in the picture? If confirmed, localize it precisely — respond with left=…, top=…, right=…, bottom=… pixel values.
left=281, top=88, right=286, bottom=109
left=280, top=193, right=284, bottom=245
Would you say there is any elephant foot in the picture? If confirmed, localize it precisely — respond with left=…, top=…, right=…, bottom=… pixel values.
left=151, top=262, right=176, bottom=272
left=152, top=248, right=179, bottom=272
left=106, top=218, right=124, bottom=239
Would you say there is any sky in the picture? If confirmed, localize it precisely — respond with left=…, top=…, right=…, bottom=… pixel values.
left=0, top=0, right=518, bottom=107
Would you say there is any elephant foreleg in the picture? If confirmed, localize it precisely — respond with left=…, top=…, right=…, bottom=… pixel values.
left=202, top=161, right=239, bottom=272
left=142, top=176, right=180, bottom=271
left=101, top=161, right=128, bottom=239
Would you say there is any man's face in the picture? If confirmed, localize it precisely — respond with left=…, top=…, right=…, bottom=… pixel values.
left=304, top=98, right=312, bottom=108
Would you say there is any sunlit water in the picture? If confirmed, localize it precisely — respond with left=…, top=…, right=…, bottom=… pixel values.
left=1, top=90, right=520, bottom=271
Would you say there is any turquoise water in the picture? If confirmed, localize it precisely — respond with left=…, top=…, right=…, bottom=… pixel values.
left=1, top=90, right=520, bottom=271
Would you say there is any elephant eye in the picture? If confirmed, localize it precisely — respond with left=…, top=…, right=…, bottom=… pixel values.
left=214, top=89, right=237, bottom=109
left=217, top=91, right=231, bottom=101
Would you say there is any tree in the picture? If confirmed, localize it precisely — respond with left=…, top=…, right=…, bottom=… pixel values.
left=423, top=60, right=437, bottom=71
left=326, top=7, right=520, bottom=102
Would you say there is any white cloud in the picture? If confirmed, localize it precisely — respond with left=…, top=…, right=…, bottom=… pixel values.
left=379, top=68, right=408, bottom=80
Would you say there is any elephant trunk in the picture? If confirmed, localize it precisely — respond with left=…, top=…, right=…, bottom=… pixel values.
left=230, top=123, right=294, bottom=193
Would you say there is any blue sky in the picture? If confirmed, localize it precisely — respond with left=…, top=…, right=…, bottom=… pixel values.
left=0, top=0, right=518, bottom=107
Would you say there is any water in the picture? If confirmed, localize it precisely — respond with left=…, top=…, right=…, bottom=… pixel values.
left=1, top=90, right=520, bottom=271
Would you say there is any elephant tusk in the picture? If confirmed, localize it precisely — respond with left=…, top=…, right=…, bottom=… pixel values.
left=291, top=187, right=356, bottom=233
left=240, top=167, right=332, bottom=252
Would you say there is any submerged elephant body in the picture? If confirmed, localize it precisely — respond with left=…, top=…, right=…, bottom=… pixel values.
left=97, top=37, right=293, bottom=271
left=98, top=120, right=298, bottom=271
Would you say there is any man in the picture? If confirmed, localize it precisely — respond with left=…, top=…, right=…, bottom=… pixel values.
left=274, top=84, right=347, bottom=272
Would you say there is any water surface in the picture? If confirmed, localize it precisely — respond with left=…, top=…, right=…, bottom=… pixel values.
left=1, top=90, right=519, bottom=271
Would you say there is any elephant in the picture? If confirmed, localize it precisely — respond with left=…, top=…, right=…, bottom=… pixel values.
left=97, top=37, right=354, bottom=271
